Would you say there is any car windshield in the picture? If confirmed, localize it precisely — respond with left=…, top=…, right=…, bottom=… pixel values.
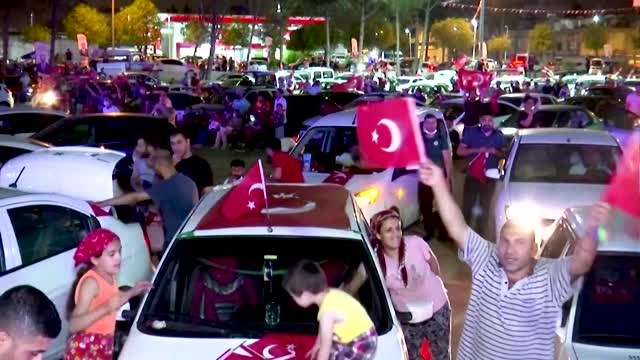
left=510, top=143, right=620, bottom=183
left=398, top=78, right=412, bottom=85
left=574, top=254, right=640, bottom=348
left=137, top=236, right=392, bottom=338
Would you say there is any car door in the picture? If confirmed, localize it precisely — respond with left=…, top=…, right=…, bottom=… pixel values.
left=291, top=126, right=338, bottom=183
left=0, top=201, right=98, bottom=358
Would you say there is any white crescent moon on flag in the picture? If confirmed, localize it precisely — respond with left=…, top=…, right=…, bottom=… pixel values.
left=248, top=183, right=265, bottom=197
left=376, top=118, right=401, bottom=153
left=262, top=345, right=277, bottom=359
left=333, top=172, right=347, bottom=179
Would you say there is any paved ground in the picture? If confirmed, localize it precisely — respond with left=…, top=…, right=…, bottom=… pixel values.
left=197, top=148, right=473, bottom=359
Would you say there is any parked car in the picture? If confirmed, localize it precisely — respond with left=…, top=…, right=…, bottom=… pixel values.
left=498, top=93, right=559, bottom=107
left=489, top=128, right=622, bottom=241
left=498, top=104, right=603, bottom=138
left=0, top=188, right=152, bottom=358
left=0, top=134, right=47, bottom=167
left=290, top=107, right=448, bottom=226
left=583, top=85, right=633, bottom=103
left=119, top=183, right=408, bottom=359
left=30, top=113, right=174, bottom=154
left=0, top=108, right=67, bottom=137
left=540, top=207, right=640, bottom=360
left=0, top=83, right=15, bottom=108
left=153, top=58, right=190, bottom=83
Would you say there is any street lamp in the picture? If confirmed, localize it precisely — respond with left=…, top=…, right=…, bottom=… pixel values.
left=405, top=28, right=412, bottom=58
left=504, top=25, right=509, bottom=63
left=471, top=18, right=478, bottom=59
left=111, top=0, right=115, bottom=48
left=593, top=14, right=600, bottom=23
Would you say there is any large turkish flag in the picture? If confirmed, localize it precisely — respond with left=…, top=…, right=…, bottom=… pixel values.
left=457, top=68, right=494, bottom=91
left=602, top=132, right=640, bottom=219
left=217, top=333, right=315, bottom=359
left=221, top=161, right=267, bottom=220
left=356, top=97, right=426, bottom=169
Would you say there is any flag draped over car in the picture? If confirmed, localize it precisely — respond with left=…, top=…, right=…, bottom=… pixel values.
left=221, top=161, right=268, bottom=220
left=355, top=97, right=426, bottom=169
left=217, top=333, right=315, bottom=359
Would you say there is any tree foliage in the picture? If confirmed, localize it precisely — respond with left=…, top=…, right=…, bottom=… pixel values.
left=528, top=23, right=553, bottom=55
left=22, top=24, right=51, bottom=43
left=63, top=4, right=110, bottom=47
left=430, top=18, right=473, bottom=55
left=220, top=24, right=250, bottom=46
left=583, top=24, right=607, bottom=55
left=287, top=24, right=325, bottom=52
left=115, top=0, right=162, bottom=48
left=487, top=33, right=512, bottom=56
left=181, top=21, right=208, bottom=46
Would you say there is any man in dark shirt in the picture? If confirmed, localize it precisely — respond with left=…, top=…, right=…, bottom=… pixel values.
left=420, top=114, right=452, bottom=241
left=457, top=104, right=505, bottom=234
left=541, top=79, right=555, bottom=95
left=170, top=127, right=214, bottom=195
left=462, top=90, right=482, bottom=127
left=97, top=150, right=198, bottom=250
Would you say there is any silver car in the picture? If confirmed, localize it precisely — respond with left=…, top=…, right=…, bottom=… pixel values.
left=490, top=128, right=622, bottom=240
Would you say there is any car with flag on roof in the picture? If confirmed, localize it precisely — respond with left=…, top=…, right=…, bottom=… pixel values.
left=118, top=170, right=409, bottom=359
left=289, top=103, right=448, bottom=227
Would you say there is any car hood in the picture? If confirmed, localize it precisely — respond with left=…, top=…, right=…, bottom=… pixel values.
left=572, top=342, right=640, bottom=360
left=120, top=325, right=405, bottom=360
left=505, top=182, right=606, bottom=219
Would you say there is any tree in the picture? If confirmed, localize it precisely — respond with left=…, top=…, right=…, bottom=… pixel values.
left=633, top=35, right=640, bottom=66
left=487, top=33, right=511, bottom=60
left=528, top=23, right=553, bottom=56
left=115, top=0, right=162, bottom=50
left=22, top=24, right=51, bottom=43
left=287, top=24, right=325, bottom=53
left=583, top=24, right=607, bottom=56
left=430, top=18, right=474, bottom=60
left=418, top=0, right=442, bottom=69
left=181, top=21, right=208, bottom=55
left=357, top=0, right=385, bottom=56
left=220, top=24, right=250, bottom=47
left=63, top=4, right=110, bottom=47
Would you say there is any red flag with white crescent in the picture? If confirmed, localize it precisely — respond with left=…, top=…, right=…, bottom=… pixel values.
left=323, top=170, right=354, bottom=185
left=356, top=97, right=426, bottom=169
left=221, top=161, right=267, bottom=220
left=457, top=68, right=494, bottom=92
left=217, top=333, right=315, bottom=359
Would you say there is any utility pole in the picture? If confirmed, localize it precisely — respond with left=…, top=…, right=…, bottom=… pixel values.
left=478, top=0, right=485, bottom=59
left=111, top=0, right=115, bottom=48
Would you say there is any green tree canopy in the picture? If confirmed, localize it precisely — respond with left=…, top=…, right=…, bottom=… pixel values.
left=181, top=21, right=208, bottom=55
left=528, top=23, right=553, bottom=55
left=115, top=0, right=162, bottom=48
left=63, top=4, right=110, bottom=47
left=583, top=24, right=607, bottom=56
left=22, top=24, right=51, bottom=43
left=430, top=17, right=474, bottom=56
left=220, top=24, right=250, bottom=47
left=287, top=24, right=325, bottom=52
left=487, top=33, right=512, bottom=57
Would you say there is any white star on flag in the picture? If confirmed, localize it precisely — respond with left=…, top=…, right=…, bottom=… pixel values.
left=287, top=344, right=296, bottom=353
left=247, top=201, right=256, bottom=210
left=371, top=129, right=379, bottom=143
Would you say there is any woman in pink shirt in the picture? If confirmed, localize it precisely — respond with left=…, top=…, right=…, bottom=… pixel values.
left=370, top=207, right=451, bottom=360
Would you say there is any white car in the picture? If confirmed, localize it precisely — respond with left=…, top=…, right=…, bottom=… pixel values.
left=0, top=84, right=15, bottom=108
left=397, top=76, right=424, bottom=91
left=0, top=188, right=152, bottom=358
left=492, top=69, right=529, bottom=89
left=490, top=128, right=622, bottom=240
left=538, top=207, right=640, bottom=360
left=247, top=59, right=268, bottom=71
left=119, top=183, right=408, bottom=360
left=437, top=98, right=520, bottom=137
left=0, top=108, right=67, bottom=137
left=0, top=147, right=128, bottom=202
left=0, top=134, right=47, bottom=166
left=290, top=107, right=448, bottom=226
left=300, top=67, right=335, bottom=82
left=153, top=58, right=190, bottom=83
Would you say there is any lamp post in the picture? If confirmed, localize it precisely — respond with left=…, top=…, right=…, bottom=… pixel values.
left=471, top=18, right=478, bottom=59
left=504, top=25, right=509, bottom=63
left=405, top=28, right=412, bottom=58
left=111, top=0, right=115, bottom=48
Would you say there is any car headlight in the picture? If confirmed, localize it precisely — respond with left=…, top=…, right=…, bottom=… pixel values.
left=505, top=203, right=542, bottom=230
left=355, top=187, right=380, bottom=207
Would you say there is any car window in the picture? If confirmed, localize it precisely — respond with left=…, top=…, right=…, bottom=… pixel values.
left=539, top=97, right=555, bottom=105
left=555, top=110, right=591, bottom=128
left=8, top=205, right=94, bottom=266
left=510, top=143, right=620, bottom=184
left=0, top=113, right=65, bottom=135
left=500, top=97, right=521, bottom=108
left=160, top=59, right=184, bottom=66
left=0, top=233, right=5, bottom=274
left=137, top=236, right=392, bottom=338
left=496, top=103, right=517, bottom=117
left=0, top=146, right=32, bottom=167
left=438, top=103, right=464, bottom=123
left=540, top=219, right=572, bottom=258
left=167, top=94, right=203, bottom=110
left=322, top=71, right=333, bottom=79
left=573, top=254, right=640, bottom=347
left=34, top=120, right=96, bottom=146
left=532, top=111, right=557, bottom=127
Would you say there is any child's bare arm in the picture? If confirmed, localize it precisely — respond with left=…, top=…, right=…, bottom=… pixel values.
left=69, top=277, right=115, bottom=333
left=316, top=311, right=342, bottom=360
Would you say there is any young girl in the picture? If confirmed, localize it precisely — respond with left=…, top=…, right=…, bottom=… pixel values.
left=64, top=229, right=151, bottom=359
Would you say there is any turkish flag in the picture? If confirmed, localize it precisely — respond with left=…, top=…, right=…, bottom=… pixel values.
left=323, top=170, right=354, bottom=185
left=217, top=333, right=315, bottom=359
left=454, top=55, right=468, bottom=69
left=457, top=68, right=494, bottom=91
left=332, top=74, right=363, bottom=92
left=469, top=152, right=488, bottom=183
left=356, top=97, right=426, bottom=169
left=221, top=161, right=267, bottom=220
left=602, top=132, right=640, bottom=219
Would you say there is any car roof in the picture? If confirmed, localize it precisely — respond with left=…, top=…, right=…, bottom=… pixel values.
left=517, top=128, right=619, bottom=145
left=0, top=108, right=67, bottom=116
left=310, top=106, right=444, bottom=128
left=182, top=183, right=360, bottom=236
left=0, top=186, right=90, bottom=209
left=500, top=93, right=555, bottom=99
left=441, top=98, right=517, bottom=108
left=4, top=146, right=125, bottom=170
left=564, top=207, right=640, bottom=253
left=57, top=113, right=164, bottom=121
left=535, top=104, right=585, bottom=112
left=0, top=135, right=47, bottom=151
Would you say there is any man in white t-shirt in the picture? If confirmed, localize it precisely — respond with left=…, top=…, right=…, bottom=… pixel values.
left=273, top=88, right=287, bottom=120
left=625, top=84, right=640, bottom=116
